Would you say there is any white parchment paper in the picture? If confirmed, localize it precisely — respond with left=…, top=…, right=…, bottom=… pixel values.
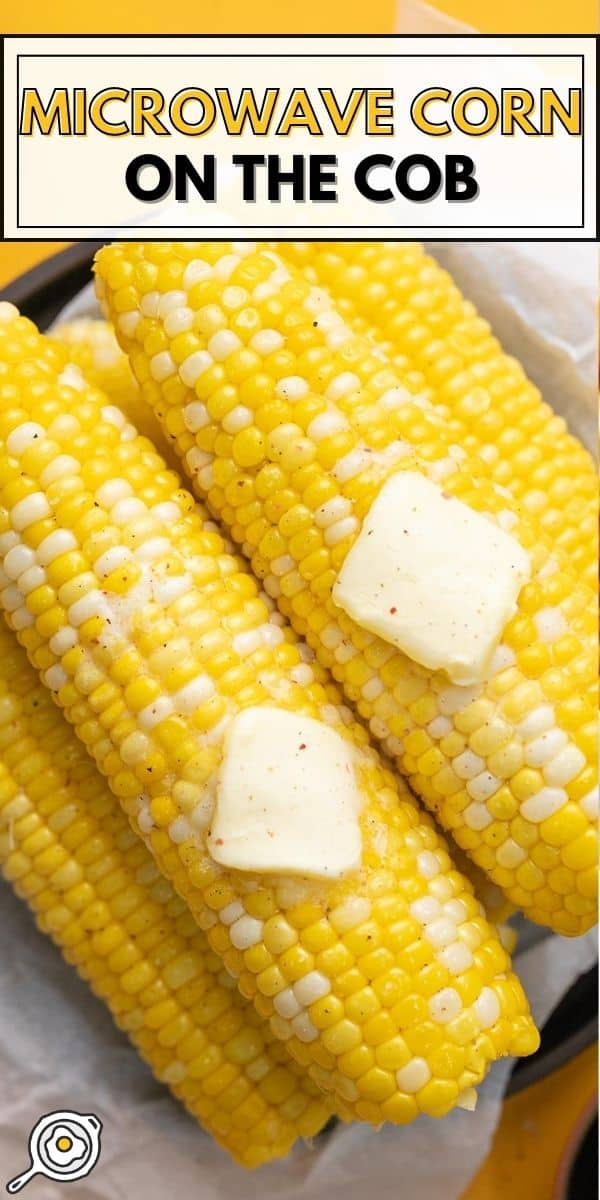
left=0, top=239, right=597, bottom=1198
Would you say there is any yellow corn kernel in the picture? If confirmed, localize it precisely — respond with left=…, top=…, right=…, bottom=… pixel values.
left=0, top=302, right=538, bottom=1126
left=97, top=242, right=596, bottom=937
left=279, top=242, right=596, bottom=588
left=0, top=623, right=330, bottom=1168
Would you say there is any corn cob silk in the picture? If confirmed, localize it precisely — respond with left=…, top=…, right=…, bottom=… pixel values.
left=95, top=243, right=597, bottom=937
left=0, top=303, right=538, bottom=1126
left=0, top=620, right=332, bottom=1166
left=278, top=242, right=597, bottom=589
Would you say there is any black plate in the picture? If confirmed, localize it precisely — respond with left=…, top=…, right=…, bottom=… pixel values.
left=0, top=242, right=104, bottom=329
left=1, top=241, right=597, bottom=1095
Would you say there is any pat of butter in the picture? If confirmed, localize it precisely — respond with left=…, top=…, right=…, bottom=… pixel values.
left=208, top=706, right=362, bottom=879
left=332, top=472, right=530, bottom=686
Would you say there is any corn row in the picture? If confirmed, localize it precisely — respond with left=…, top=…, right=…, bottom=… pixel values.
left=279, top=242, right=597, bottom=587
left=0, top=624, right=331, bottom=1168
left=49, top=318, right=175, bottom=465
left=95, top=243, right=596, bottom=936
left=0, top=303, right=538, bottom=1125
left=51, top=316, right=520, bottom=940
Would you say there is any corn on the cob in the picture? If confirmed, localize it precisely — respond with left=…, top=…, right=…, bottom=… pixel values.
left=279, top=242, right=597, bottom=588
left=0, top=625, right=331, bottom=1167
left=95, top=244, right=597, bottom=937
left=0, top=303, right=538, bottom=1125
left=52, top=316, right=518, bottom=938
left=49, top=318, right=173, bottom=463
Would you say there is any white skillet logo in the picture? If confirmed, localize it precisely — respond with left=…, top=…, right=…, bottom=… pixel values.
left=5, top=1111, right=102, bottom=1193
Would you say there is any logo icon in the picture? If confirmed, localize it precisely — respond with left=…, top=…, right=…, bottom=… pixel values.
left=6, top=1111, right=102, bottom=1193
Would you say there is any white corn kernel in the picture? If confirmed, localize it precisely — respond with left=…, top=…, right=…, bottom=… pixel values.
left=37, top=530, right=78, bottom=566
left=520, top=787, right=567, bottom=823
left=276, top=376, right=309, bottom=401
left=138, top=697, right=175, bottom=730
left=474, top=987, right=501, bottom=1029
left=464, top=802, right=493, bottom=831
left=307, top=411, right=348, bottom=441
left=429, top=988, right=462, bottom=1024
left=173, top=675, right=215, bottom=712
left=453, top=751, right=486, bottom=781
left=179, top=350, right=214, bottom=388
left=535, top=607, right=568, bottom=643
left=466, top=772, right=501, bottom=803
left=315, top=496, right=351, bottom=528
left=222, top=405, right=252, bottom=434
left=249, top=329, right=284, bottom=356
left=273, top=988, right=302, bottom=1020
left=325, top=372, right=360, bottom=401
left=439, top=942, right=474, bottom=975
left=95, top=479, right=133, bottom=508
left=112, top=497, right=147, bottom=524
left=6, top=423, right=46, bottom=456
left=183, top=402, right=210, bottom=432
left=517, top=705, right=555, bottom=739
left=11, top=494, right=51, bottom=531
left=229, top=915, right=264, bottom=950
left=544, top=745, right=586, bottom=787
left=525, top=729, right=568, bottom=767
left=140, top=290, right=160, bottom=317
left=410, top=897, right=441, bottom=924
left=3, top=544, right=37, bottom=580
left=330, top=896, right=371, bottom=933
left=68, top=590, right=108, bottom=627
left=293, top=972, right=331, bottom=1007
left=291, top=1013, right=319, bottom=1043
left=581, top=789, right=598, bottom=820
left=12, top=608, right=34, bottom=630
left=496, top=839, right=527, bottom=869
left=429, top=710, right=451, bottom=739
left=324, top=517, right=359, bottom=547
left=133, top=537, right=172, bottom=562
left=396, top=1058, right=431, bottom=1093
left=158, top=289, right=187, bottom=317
left=44, top=664, right=68, bottom=691
left=94, top=546, right=131, bottom=577
left=182, top=260, right=213, bottom=288
left=207, top=330, right=241, bottom=361
left=164, top=307, right=193, bottom=338
left=150, top=352, right=177, bottom=382
left=331, top=449, right=373, bottom=483
left=417, top=851, right=441, bottom=879
left=117, top=311, right=140, bottom=337
left=424, top=918, right=458, bottom=949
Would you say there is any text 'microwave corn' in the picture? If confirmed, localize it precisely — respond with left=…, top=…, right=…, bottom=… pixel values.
left=0, top=622, right=331, bottom=1167
left=0, top=303, right=538, bottom=1125
left=278, top=242, right=597, bottom=588
left=95, top=244, right=596, bottom=937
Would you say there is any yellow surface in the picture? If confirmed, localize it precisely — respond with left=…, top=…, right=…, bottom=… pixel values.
left=428, top=0, right=597, bottom=32
left=464, top=1044, right=598, bottom=1199
left=2, top=0, right=595, bottom=34
left=0, top=244, right=71, bottom=291
left=2, top=0, right=395, bottom=33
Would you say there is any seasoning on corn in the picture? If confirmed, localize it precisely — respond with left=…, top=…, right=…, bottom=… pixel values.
left=95, top=244, right=597, bottom=937
left=0, top=625, right=332, bottom=1167
left=279, top=242, right=597, bottom=589
left=50, top=316, right=519, bottom=928
left=0, top=303, right=539, bottom=1126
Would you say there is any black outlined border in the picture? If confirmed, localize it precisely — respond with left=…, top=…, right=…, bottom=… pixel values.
left=3, top=33, right=597, bottom=242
